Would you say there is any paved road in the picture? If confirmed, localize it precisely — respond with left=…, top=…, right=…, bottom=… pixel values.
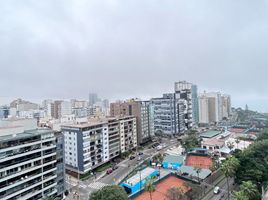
left=202, top=177, right=234, bottom=200
left=65, top=138, right=179, bottom=200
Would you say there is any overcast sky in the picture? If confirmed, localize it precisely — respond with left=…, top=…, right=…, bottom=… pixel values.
left=0, top=0, right=268, bottom=111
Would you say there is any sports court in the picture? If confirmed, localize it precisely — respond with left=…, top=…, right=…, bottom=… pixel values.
left=134, top=176, right=190, bottom=200
left=185, top=155, right=212, bottom=169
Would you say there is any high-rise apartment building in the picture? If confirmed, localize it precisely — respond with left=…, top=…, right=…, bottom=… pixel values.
left=62, top=116, right=137, bottom=175
left=221, top=95, right=231, bottom=118
left=150, top=94, right=186, bottom=136
left=53, top=101, right=72, bottom=119
left=198, top=92, right=231, bottom=124
left=88, top=93, right=98, bottom=107
left=110, top=100, right=150, bottom=144
left=174, top=81, right=199, bottom=129
left=0, top=118, right=65, bottom=200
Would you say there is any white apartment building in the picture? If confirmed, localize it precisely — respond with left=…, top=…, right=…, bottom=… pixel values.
left=198, top=92, right=231, bottom=124
left=62, top=116, right=137, bottom=175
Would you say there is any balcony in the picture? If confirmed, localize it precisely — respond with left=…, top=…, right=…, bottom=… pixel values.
left=0, top=137, right=41, bottom=151
left=0, top=152, right=41, bottom=169
left=0, top=170, right=42, bottom=193
left=0, top=147, right=42, bottom=163
left=0, top=177, right=42, bottom=199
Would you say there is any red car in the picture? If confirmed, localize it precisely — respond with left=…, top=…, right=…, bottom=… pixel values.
left=106, top=168, right=113, bottom=175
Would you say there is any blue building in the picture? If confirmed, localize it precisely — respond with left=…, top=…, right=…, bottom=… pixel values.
left=162, top=155, right=184, bottom=170
left=121, top=167, right=159, bottom=194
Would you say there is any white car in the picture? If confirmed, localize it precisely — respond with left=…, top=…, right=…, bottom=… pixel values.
left=213, top=186, right=220, bottom=194
left=156, top=145, right=163, bottom=150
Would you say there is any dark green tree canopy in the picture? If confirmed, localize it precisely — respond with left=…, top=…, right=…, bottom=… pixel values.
left=89, top=185, right=128, bottom=200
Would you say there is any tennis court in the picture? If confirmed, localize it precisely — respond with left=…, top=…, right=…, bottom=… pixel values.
left=185, top=155, right=212, bottom=169
left=134, top=176, right=190, bottom=200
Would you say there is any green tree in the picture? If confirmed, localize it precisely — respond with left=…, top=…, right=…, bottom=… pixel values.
left=166, top=187, right=187, bottom=200
left=89, top=185, right=128, bottom=200
left=181, top=135, right=199, bottom=152
left=232, top=191, right=249, bottom=200
left=257, top=128, right=268, bottom=141
left=239, top=181, right=260, bottom=200
left=235, top=140, right=268, bottom=188
left=221, top=157, right=240, bottom=200
left=145, top=178, right=155, bottom=200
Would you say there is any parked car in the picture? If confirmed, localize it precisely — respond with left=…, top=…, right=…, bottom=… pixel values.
left=106, top=168, right=113, bottom=175
left=213, top=186, right=220, bottom=194
left=156, top=145, right=163, bottom=150
left=112, top=165, right=118, bottom=170
left=129, top=155, right=136, bottom=160
left=138, top=152, right=143, bottom=156
left=137, top=156, right=141, bottom=161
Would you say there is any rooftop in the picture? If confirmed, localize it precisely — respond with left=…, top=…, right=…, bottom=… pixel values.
left=124, top=167, right=157, bottom=186
left=0, top=128, right=53, bottom=141
left=178, top=165, right=212, bottom=180
left=200, top=130, right=221, bottom=138
left=202, top=138, right=225, bottom=146
left=163, top=155, right=184, bottom=164
left=61, top=115, right=135, bottom=129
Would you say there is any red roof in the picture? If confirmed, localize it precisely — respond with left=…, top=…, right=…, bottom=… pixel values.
left=230, top=128, right=245, bottom=133
left=186, top=155, right=213, bottom=169
left=134, top=176, right=190, bottom=200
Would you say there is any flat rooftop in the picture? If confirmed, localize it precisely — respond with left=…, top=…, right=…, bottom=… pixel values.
left=124, top=167, right=156, bottom=186
left=0, top=128, right=53, bottom=141
left=61, top=115, right=135, bottom=129
left=200, top=130, right=221, bottom=138
left=178, top=165, right=212, bottom=180
left=163, top=155, right=184, bottom=164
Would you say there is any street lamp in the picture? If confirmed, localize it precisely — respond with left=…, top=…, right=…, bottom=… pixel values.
left=157, top=163, right=162, bottom=180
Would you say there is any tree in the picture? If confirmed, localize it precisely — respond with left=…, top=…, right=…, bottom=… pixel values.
left=145, top=178, right=155, bottom=200
left=239, top=181, right=260, bottom=200
left=234, top=140, right=268, bottom=189
left=221, top=157, right=240, bottom=200
left=89, top=185, right=128, bottom=200
left=232, top=191, right=249, bottom=200
left=166, top=187, right=187, bottom=200
left=257, top=128, right=268, bottom=141
left=181, top=135, right=199, bottom=152
left=193, top=167, right=202, bottom=183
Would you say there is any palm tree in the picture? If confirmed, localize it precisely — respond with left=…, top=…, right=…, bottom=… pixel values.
left=145, top=178, right=155, bottom=200
left=193, top=166, right=202, bottom=183
left=240, top=181, right=259, bottom=200
left=221, top=157, right=240, bottom=200
left=232, top=191, right=249, bottom=200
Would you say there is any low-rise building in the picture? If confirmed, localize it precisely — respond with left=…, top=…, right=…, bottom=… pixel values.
left=201, top=138, right=225, bottom=152
left=162, top=155, right=184, bottom=170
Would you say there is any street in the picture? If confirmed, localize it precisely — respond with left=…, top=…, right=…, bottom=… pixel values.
left=65, top=137, right=179, bottom=200
left=202, top=176, right=234, bottom=200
